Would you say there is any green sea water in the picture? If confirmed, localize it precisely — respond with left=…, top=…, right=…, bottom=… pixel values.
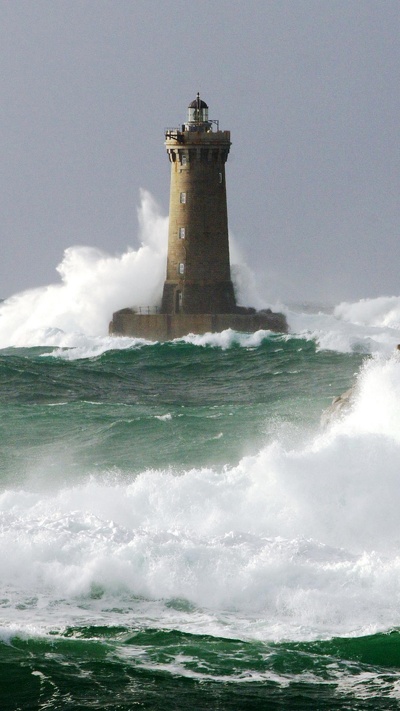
left=2, top=328, right=400, bottom=709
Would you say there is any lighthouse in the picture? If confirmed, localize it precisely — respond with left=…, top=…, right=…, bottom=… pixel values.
left=109, top=95, right=287, bottom=339
left=161, top=94, right=236, bottom=315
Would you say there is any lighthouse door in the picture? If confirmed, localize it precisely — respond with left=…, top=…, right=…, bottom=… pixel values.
left=175, top=290, right=183, bottom=313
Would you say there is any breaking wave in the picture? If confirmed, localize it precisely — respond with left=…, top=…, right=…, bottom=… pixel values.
left=2, top=353, right=400, bottom=643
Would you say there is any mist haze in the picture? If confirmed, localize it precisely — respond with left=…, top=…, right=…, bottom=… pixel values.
left=1, top=0, right=399, bottom=306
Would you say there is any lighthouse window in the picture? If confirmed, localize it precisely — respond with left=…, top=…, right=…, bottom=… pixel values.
left=178, top=262, right=185, bottom=275
left=219, top=172, right=223, bottom=184
left=181, top=154, right=187, bottom=165
left=179, top=227, right=185, bottom=239
left=180, top=192, right=186, bottom=204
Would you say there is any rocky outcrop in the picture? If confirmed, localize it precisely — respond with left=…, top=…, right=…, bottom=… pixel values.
left=320, top=387, right=355, bottom=428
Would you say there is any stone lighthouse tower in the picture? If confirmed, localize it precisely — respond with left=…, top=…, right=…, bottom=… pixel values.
left=109, top=95, right=287, bottom=338
left=161, top=94, right=236, bottom=315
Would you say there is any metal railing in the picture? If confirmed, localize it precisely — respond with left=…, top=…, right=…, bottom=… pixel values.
left=136, top=306, right=161, bottom=315
left=165, top=119, right=220, bottom=137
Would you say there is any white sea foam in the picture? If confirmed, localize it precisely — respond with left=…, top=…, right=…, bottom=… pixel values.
left=286, top=305, right=400, bottom=355
left=1, top=354, right=400, bottom=642
left=43, top=328, right=279, bottom=359
left=335, top=296, right=400, bottom=330
left=44, top=334, right=152, bottom=360
left=177, top=328, right=277, bottom=350
left=0, top=190, right=167, bottom=349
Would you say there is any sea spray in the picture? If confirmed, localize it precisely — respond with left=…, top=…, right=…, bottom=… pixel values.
left=287, top=305, right=400, bottom=355
left=0, top=191, right=167, bottom=347
left=335, top=295, right=400, bottom=330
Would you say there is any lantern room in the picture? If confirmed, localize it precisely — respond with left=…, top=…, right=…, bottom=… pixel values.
left=186, top=93, right=210, bottom=130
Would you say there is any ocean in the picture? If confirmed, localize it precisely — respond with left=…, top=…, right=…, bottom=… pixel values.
left=2, top=218, right=400, bottom=708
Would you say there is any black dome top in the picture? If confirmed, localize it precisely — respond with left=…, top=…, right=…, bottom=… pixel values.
left=188, top=93, right=208, bottom=109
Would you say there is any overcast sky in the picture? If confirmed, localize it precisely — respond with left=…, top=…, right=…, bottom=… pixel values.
left=1, top=0, right=399, bottom=305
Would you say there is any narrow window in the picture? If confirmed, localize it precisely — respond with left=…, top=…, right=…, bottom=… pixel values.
left=178, top=262, right=185, bottom=275
left=179, top=227, right=185, bottom=239
left=180, top=192, right=186, bottom=204
left=181, top=154, right=187, bottom=165
left=219, top=172, right=223, bottom=184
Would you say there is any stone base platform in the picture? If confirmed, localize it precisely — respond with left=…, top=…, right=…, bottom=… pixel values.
left=109, top=309, right=288, bottom=340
